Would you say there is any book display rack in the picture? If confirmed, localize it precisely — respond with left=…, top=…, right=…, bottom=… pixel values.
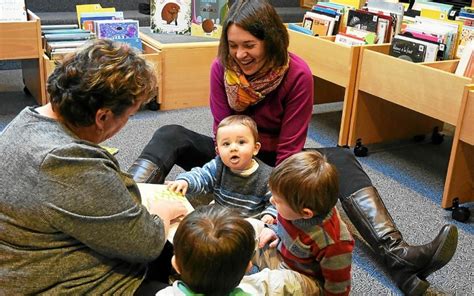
left=0, top=10, right=46, bottom=105
left=139, top=28, right=218, bottom=110
left=288, top=29, right=375, bottom=146
left=347, top=45, right=471, bottom=147
left=443, top=84, right=474, bottom=208
left=42, top=37, right=162, bottom=106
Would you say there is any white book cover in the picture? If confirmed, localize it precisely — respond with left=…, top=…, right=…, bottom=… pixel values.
left=151, top=0, right=192, bottom=35
left=335, top=33, right=366, bottom=46
left=0, top=0, right=27, bottom=22
left=455, top=41, right=474, bottom=76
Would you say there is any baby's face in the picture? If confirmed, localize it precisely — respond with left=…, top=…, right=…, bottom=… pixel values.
left=216, top=124, right=259, bottom=171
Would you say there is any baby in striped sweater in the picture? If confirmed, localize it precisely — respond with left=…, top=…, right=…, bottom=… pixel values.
left=167, top=115, right=276, bottom=223
left=255, top=150, right=355, bottom=296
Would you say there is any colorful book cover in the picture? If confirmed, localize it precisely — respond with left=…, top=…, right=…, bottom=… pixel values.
left=95, top=20, right=142, bottom=51
left=191, top=0, right=228, bottom=38
left=151, top=0, right=192, bottom=35
left=389, top=36, right=427, bottom=63
left=76, top=4, right=116, bottom=27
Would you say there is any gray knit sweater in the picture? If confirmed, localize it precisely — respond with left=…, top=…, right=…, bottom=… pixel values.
left=0, top=108, right=166, bottom=295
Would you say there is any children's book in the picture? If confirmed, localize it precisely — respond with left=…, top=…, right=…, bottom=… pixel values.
left=95, top=19, right=143, bottom=51
left=76, top=4, right=116, bottom=27
left=151, top=0, right=192, bottom=35
left=0, top=0, right=27, bottom=22
left=137, top=183, right=194, bottom=242
left=191, top=0, right=228, bottom=38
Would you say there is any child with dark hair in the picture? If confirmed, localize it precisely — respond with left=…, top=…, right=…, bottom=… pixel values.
left=157, top=205, right=321, bottom=296
left=167, top=115, right=276, bottom=223
left=257, top=150, right=355, bottom=296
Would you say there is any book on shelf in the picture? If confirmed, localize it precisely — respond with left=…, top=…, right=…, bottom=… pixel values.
left=456, top=25, right=474, bottom=58
left=95, top=19, right=142, bottom=51
left=303, top=11, right=337, bottom=36
left=191, top=0, right=228, bottom=38
left=345, top=26, right=377, bottom=44
left=42, top=24, right=79, bottom=31
left=455, top=41, right=474, bottom=77
left=287, top=23, right=314, bottom=36
left=366, top=0, right=405, bottom=41
left=79, top=11, right=124, bottom=31
left=0, top=0, right=27, bottom=22
left=76, top=3, right=116, bottom=27
left=150, top=0, right=192, bottom=35
left=392, top=34, right=439, bottom=62
left=44, top=32, right=95, bottom=41
left=137, top=183, right=194, bottom=242
left=389, top=35, right=431, bottom=63
left=347, top=9, right=379, bottom=33
left=335, top=32, right=366, bottom=46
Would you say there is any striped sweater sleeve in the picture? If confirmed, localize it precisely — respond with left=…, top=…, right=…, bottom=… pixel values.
left=176, top=159, right=218, bottom=195
left=319, top=242, right=353, bottom=296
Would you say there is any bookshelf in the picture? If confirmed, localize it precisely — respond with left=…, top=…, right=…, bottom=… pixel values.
left=347, top=45, right=471, bottom=147
left=0, top=10, right=46, bottom=104
left=300, top=0, right=317, bottom=9
left=288, top=29, right=377, bottom=146
left=442, top=84, right=474, bottom=208
left=42, top=38, right=162, bottom=106
left=139, top=29, right=219, bottom=110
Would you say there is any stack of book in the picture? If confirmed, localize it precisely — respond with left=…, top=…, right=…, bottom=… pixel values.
left=42, top=24, right=95, bottom=60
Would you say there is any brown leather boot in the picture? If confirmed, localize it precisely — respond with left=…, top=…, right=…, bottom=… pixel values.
left=127, top=158, right=165, bottom=184
left=340, top=186, right=458, bottom=295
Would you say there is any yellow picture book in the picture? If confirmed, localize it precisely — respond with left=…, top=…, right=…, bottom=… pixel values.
left=76, top=4, right=116, bottom=27
left=137, top=183, right=194, bottom=242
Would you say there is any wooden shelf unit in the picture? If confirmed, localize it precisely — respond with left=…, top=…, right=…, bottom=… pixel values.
left=347, top=45, right=471, bottom=147
left=42, top=38, right=162, bottom=105
left=139, top=33, right=218, bottom=110
left=0, top=10, right=46, bottom=105
left=442, top=84, right=474, bottom=208
left=288, top=29, right=381, bottom=146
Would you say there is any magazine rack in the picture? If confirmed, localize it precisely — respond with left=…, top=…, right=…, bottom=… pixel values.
left=139, top=29, right=219, bottom=110
left=442, top=84, right=474, bottom=208
left=347, top=45, right=471, bottom=147
left=288, top=29, right=378, bottom=146
left=42, top=38, right=162, bottom=106
left=0, top=10, right=46, bottom=104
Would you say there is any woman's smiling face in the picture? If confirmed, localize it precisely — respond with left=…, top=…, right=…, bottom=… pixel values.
left=227, top=24, right=266, bottom=76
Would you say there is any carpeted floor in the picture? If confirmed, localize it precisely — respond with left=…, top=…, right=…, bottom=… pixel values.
left=1, top=69, right=473, bottom=295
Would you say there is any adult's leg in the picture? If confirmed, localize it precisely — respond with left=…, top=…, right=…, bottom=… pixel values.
left=309, top=147, right=458, bottom=296
left=134, top=241, right=175, bottom=295
left=128, top=125, right=215, bottom=183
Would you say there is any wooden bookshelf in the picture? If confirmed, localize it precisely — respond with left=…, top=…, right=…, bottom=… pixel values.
left=300, top=0, right=316, bottom=9
left=42, top=39, right=162, bottom=105
left=347, top=45, right=471, bottom=147
left=139, top=32, right=218, bottom=110
left=442, top=84, right=474, bottom=208
left=0, top=10, right=46, bottom=105
left=288, top=29, right=380, bottom=146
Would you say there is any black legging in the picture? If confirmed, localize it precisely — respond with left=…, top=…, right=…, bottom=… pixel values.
left=138, top=125, right=372, bottom=198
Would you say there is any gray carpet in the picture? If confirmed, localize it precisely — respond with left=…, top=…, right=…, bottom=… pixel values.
left=1, top=69, right=473, bottom=295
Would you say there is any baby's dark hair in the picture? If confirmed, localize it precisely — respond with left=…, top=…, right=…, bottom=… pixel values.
left=173, top=205, right=256, bottom=296
left=269, top=150, right=339, bottom=216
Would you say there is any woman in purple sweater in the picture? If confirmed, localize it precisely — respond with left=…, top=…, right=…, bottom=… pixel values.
left=129, top=1, right=458, bottom=295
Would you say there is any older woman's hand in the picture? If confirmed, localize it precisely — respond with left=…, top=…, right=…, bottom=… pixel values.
left=148, top=200, right=188, bottom=234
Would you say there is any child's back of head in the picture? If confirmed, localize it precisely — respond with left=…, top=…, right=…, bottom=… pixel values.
left=173, top=205, right=256, bottom=296
left=269, top=150, right=339, bottom=216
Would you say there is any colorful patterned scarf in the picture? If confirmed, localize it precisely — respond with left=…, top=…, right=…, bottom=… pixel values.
left=224, top=59, right=289, bottom=112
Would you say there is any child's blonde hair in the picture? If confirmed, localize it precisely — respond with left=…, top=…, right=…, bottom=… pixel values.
left=217, top=115, right=259, bottom=142
left=269, top=150, right=339, bottom=215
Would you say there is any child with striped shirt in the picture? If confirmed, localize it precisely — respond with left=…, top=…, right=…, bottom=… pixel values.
left=255, top=150, right=355, bottom=296
left=167, top=115, right=276, bottom=223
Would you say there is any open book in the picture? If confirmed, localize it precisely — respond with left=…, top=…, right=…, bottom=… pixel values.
left=137, top=183, right=194, bottom=242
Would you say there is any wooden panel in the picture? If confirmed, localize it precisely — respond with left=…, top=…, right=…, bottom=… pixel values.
left=459, top=91, right=474, bottom=144
left=348, top=91, right=442, bottom=145
left=288, top=30, right=358, bottom=87
left=422, top=60, right=460, bottom=73
left=0, top=11, right=42, bottom=60
left=357, top=49, right=470, bottom=125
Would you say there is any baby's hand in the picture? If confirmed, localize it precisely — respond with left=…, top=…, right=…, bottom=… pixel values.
left=258, top=227, right=279, bottom=249
left=260, top=214, right=275, bottom=225
left=166, top=180, right=189, bottom=195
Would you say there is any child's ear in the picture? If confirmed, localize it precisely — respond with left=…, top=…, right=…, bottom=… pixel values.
left=301, top=208, right=314, bottom=219
left=215, top=146, right=219, bottom=156
left=171, top=255, right=181, bottom=274
left=253, top=142, right=261, bottom=156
